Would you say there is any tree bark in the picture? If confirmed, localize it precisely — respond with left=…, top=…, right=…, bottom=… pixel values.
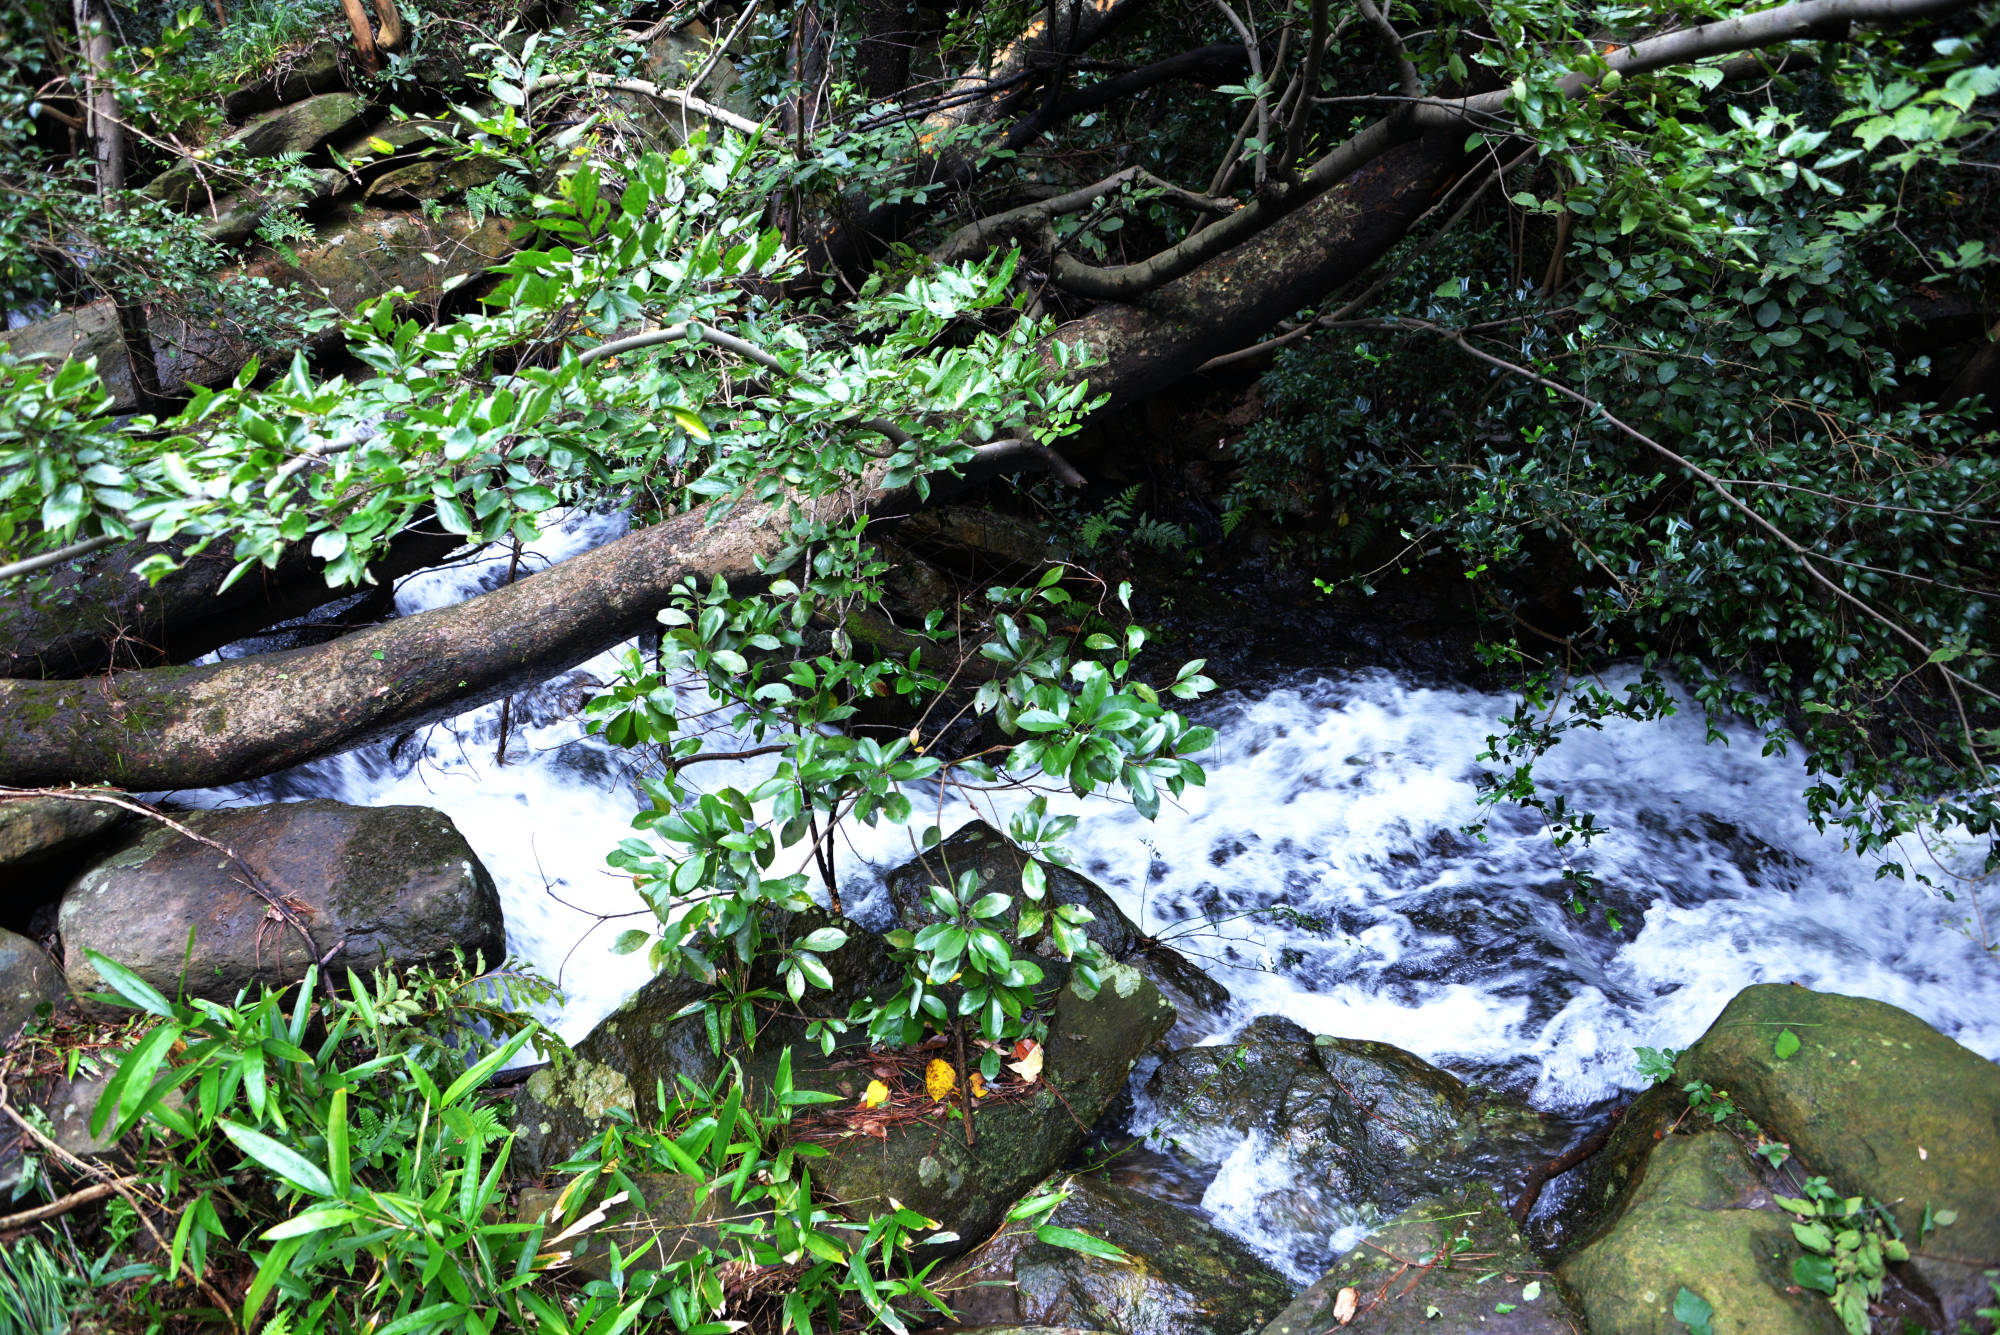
left=0, top=491, right=868, bottom=790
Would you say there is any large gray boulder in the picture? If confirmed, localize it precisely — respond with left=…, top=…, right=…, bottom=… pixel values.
left=510, top=911, right=898, bottom=1174
left=807, top=961, right=1177, bottom=1252
left=0, top=794, right=132, bottom=899
left=148, top=93, right=366, bottom=208
left=61, top=799, right=503, bottom=1006
left=944, top=1174, right=1294, bottom=1335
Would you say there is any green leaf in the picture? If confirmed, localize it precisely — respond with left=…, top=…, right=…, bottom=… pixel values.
left=374, top=1303, right=471, bottom=1335
left=1793, top=1253, right=1837, bottom=1295
left=82, top=951, right=175, bottom=1018
left=1672, top=1286, right=1715, bottom=1335
left=1035, top=1225, right=1129, bottom=1261
left=441, top=1022, right=540, bottom=1107
left=1773, top=1028, right=1801, bottom=1059
left=219, top=1121, right=335, bottom=1197
left=261, top=1204, right=363, bottom=1240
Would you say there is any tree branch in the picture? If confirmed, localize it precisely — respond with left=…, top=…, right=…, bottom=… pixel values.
left=1406, top=0, right=1972, bottom=130
left=1281, top=0, right=1332, bottom=170
left=528, top=71, right=766, bottom=138
left=932, top=166, right=1234, bottom=265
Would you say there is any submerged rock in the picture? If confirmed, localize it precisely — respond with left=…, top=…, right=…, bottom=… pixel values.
left=1560, top=1130, right=1838, bottom=1335
left=944, top=1174, right=1294, bottom=1335
left=1676, top=984, right=2000, bottom=1328
left=886, top=821, right=1229, bottom=1041
left=1266, top=1183, right=1582, bottom=1334
left=1144, top=1015, right=1477, bottom=1259
left=60, top=799, right=503, bottom=1006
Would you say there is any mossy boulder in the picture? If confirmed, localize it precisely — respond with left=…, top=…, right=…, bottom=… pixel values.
left=1559, top=1129, right=1839, bottom=1335
left=1676, top=983, right=2000, bottom=1326
left=943, top=1175, right=1294, bottom=1335
left=60, top=799, right=503, bottom=1006
left=365, top=155, right=505, bottom=204
left=223, top=39, right=346, bottom=120
left=1144, top=1016, right=1476, bottom=1261
left=1266, top=1183, right=1582, bottom=1334
left=0, top=927, right=64, bottom=1040
left=148, top=93, right=367, bottom=208
left=0, top=207, right=515, bottom=411
left=886, top=821, right=1228, bottom=1041
left=808, top=961, right=1178, bottom=1253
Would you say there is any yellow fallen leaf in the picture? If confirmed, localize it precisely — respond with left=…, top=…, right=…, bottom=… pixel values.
left=925, top=1058, right=957, bottom=1101
left=969, top=1072, right=987, bottom=1099
left=861, top=1079, right=889, bottom=1108
left=1333, top=1286, right=1357, bottom=1325
left=1006, top=1040, right=1043, bottom=1084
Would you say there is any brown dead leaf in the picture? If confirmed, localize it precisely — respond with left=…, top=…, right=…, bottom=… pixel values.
left=1005, top=1039, right=1043, bottom=1084
left=1332, top=1286, right=1357, bottom=1325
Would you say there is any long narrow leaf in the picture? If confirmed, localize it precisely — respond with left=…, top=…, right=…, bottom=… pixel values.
left=82, top=951, right=175, bottom=1018
left=219, top=1120, right=335, bottom=1197
left=441, top=1022, right=539, bottom=1108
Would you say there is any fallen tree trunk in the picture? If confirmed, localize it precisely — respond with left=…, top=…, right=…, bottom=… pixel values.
left=1, top=524, right=463, bottom=679
left=0, top=492, right=848, bottom=790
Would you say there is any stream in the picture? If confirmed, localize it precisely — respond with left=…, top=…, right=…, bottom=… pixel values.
left=176, top=511, right=2000, bottom=1279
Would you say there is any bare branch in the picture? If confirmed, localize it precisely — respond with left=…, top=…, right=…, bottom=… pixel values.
left=1282, top=0, right=1332, bottom=169
left=1407, top=0, right=1974, bottom=130
left=1210, top=0, right=1271, bottom=185
left=1353, top=0, right=1421, bottom=99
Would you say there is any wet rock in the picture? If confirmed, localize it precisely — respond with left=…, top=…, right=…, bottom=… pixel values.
left=1676, top=983, right=2000, bottom=1327
left=223, top=40, right=347, bottom=120
left=1559, top=1130, right=1839, bottom=1335
left=944, top=1175, right=1293, bottom=1335
left=808, top=961, right=1177, bottom=1253
left=1144, top=1017, right=1477, bottom=1264
left=148, top=94, right=367, bottom=208
left=0, top=928, right=65, bottom=1040
left=0, top=795, right=132, bottom=905
left=510, top=969, right=716, bottom=1176
left=1267, top=1183, right=1582, bottom=1334
left=365, top=154, right=504, bottom=204
left=60, top=799, right=503, bottom=1007
left=886, top=821, right=1227, bottom=1041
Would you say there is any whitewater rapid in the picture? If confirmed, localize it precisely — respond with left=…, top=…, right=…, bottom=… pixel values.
left=175, top=511, right=2000, bottom=1273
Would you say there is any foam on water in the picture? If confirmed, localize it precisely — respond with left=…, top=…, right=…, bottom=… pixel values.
left=172, top=519, right=2000, bottom=1276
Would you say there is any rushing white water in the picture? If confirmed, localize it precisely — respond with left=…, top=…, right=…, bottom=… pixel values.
left=174, top=512, right=2000, bottom=1275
